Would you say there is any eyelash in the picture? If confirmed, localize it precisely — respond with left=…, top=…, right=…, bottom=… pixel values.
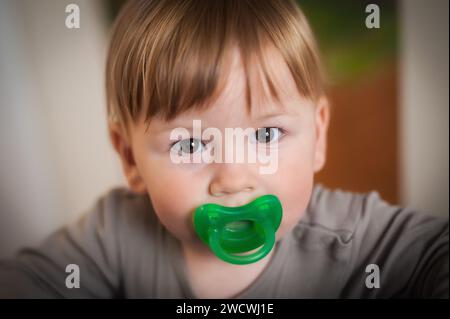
left=169, top=138, right=209, bottom=149
left=169, top=127, right=287, bottom=153
left=254, top=127, right=287, bottom=144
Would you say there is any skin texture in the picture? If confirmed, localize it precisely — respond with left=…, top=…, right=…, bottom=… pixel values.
left=109, top=47, right=330, bottom=297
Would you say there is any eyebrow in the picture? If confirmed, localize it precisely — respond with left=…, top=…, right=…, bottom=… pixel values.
left=256, top=111, right=292, bottom=120
left=150, top=121, right=198, bottom=135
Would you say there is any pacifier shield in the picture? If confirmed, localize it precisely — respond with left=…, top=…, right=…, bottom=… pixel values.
left=193, top=194, right=282, bottom=265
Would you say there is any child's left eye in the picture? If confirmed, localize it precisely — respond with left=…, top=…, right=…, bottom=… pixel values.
left=253, top=127, right=284, bottom=144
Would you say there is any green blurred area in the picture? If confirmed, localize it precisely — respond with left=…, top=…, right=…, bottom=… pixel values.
left=103, top=0, right=125, bottom=24
left=298, top=0, right=398, bottom=83
left=104, top=0, right=398, bottom=84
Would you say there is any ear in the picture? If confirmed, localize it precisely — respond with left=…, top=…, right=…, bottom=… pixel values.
left=109, top=122, right=147, bottom=194
left=313, top=97, right=330, bottom=173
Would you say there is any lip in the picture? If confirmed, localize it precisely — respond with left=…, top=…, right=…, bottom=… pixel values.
left=209, top=195, right=262, bottom=208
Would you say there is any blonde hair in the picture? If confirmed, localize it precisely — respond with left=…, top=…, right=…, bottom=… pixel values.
left=106, top=0, right=325, bottom=132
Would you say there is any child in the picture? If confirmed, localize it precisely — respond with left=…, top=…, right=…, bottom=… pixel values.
left=0, top=0, right=448, bottom=298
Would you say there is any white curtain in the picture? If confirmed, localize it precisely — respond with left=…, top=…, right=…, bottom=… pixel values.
left=0, top=0, right=125, bottom=258
left=399, top=0, right=449, bottom=217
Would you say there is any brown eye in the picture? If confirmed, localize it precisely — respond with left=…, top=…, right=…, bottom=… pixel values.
left=255, top=127, right=281, bottom=144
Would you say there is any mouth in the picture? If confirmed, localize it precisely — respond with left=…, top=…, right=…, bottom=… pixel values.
left=193, top=194, right=283, bottom=264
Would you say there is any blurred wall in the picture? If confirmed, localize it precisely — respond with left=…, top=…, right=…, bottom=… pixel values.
left=309, top=0, right=400, bottom=206
left=0, top=0, right=125, bottom=258
left=399, top=0, right=449, bottom=217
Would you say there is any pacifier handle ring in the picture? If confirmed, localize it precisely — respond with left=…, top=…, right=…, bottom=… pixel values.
left=208, top=221, right=275, bottom=265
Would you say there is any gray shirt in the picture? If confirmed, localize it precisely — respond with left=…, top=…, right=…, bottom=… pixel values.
left=0, top=185, right=448, bottom=298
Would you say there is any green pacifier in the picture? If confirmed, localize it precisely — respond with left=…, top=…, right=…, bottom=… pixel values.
left=193, top=195, right=282, bottom=265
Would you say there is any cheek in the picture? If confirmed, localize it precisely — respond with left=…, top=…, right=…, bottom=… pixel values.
left=268, top=139, right=315, bottom=238
left=141, top=163, right=205, bottom=241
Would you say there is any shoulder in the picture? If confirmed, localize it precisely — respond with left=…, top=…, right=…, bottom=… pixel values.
left=93, top=186, right=153, bottom=216
left=298, top=183, right=448, bottom=246
left=79, top=187, right=159, bottom=240
left=298, top=184, right=371, bottom=241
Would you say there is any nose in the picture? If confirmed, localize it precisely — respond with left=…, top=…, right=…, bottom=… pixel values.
left=209, top=163, right=258, bottom=198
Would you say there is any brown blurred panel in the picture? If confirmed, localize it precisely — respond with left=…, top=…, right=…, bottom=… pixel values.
left=315, top=63, right=398, bottom=204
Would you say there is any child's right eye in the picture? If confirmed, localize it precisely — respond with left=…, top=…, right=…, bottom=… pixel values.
left=170, top=138, right=207, bottom=155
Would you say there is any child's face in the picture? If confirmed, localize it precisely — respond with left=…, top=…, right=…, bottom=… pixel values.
left=111, top=48, right=329, bottom=249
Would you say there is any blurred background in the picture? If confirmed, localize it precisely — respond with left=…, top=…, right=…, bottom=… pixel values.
left=0, top=0, right=448, bottom=258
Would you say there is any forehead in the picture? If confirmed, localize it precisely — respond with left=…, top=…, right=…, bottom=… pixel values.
left=145, top=46, right=306, bottom=132
left=185, top=48, right=302, bottom=118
